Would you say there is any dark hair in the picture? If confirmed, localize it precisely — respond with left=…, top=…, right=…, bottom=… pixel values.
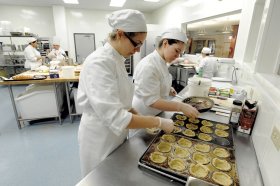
left=158, top=39, right=182, bottom=48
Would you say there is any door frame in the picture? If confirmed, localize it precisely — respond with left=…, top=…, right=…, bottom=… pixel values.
left=73, top=33, right=96, bottom=63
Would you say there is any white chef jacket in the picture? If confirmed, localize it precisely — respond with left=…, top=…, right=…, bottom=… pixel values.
left=77, top=42, right=133, bottom=177
left=197, top=56, right=218, bottom=79
left=24, top=45, right=42, bottom=70
left=47, top=48, right=66, bottom=61
left=132, top=50, right=172, bottom=116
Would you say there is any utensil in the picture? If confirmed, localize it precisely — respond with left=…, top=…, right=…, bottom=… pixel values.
left=182, top=96, right=214, bottom=112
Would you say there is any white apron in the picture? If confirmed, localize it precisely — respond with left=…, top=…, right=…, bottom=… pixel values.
left=133, top=50, right=172, bottom=116
left=77, top=43, right=133, bottom=177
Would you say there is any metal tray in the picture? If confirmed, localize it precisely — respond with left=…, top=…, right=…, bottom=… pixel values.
left=138, top=131, right=239, bottom=186
left=183, top=96, right=214, bottom=112
left=171, top=113, right=234, bottom=148
left=0, top=75, right=47, bottom=81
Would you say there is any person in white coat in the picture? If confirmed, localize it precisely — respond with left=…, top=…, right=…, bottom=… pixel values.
left=197, top=47, right=218, bottom=78
left=132, top=28, right=200, bottom=117
left=77, top=9, right=175, bottom=178
left=24, top=38, right=42, bottom=70
left=47, top=38, right=66, bottom=62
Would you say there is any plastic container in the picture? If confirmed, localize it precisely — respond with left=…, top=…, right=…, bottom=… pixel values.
left=73, top=88, right=82, bottom=114
left=230, top=100, right=242, bottom=130
left=61, top=66, right=75, bottom=78
left=187, top=77, right=212, bottom=97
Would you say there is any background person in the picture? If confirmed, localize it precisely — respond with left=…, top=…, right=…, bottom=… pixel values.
left=132, top=28, right=199, bottom=117
left=196, top=47, right=218, bottom=78
left=77, top=9, right=175, bottom=178
left=47, top=38, right=66, bottom=63
left=24, top=38, right=42, bottom=70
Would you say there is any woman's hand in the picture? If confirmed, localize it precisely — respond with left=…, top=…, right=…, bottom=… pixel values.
left=177, top=102, right=199, bottom=119
left=169, top=87, right=177, bottom=96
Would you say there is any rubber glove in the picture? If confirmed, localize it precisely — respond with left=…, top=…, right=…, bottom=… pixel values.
left=157, top=117, right=174, bottom=133
left=177, top=102, right=199, bottom=119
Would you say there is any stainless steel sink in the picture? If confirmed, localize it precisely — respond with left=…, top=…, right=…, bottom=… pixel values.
left=185, top=177, right=216, bottom=186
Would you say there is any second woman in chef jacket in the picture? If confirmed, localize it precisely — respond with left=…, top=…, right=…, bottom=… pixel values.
left=24, top=38, right=42, bottom=70
left=133, top=28, right=199, bottom=117
left=77, top=9, right=175, bottom=178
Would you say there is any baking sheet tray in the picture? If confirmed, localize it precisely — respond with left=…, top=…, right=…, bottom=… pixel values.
left=171, top=113, right=234, bottom=148
left=138, top=131, right=239, bottom=185
left=0, top=75, right=47, bottom=81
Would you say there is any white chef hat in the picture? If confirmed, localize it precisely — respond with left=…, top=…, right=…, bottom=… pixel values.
left=52, top=37, right=60, bottom=45
left=27, top=37, right=37, bottom=44
left=108, top=9, right=147, bottom=32
left=161, top=28, right=187, bottom=43
left=201, top=47, right=211, bottom=54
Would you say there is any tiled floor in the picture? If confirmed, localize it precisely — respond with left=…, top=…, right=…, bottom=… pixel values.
left=0, top=85, right=81, bottom=186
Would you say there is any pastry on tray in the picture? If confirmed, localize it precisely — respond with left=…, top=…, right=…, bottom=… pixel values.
left=201, top=120, right=214, bottom=127
left=149, top=152, right=167, bottom=164
left=216, top=123, right=230, bottom=130
left=177, top=138, right=192, bottom=148
left=215, top=129, right=229, bottom=138
left=182, top=129, right=195, bottom=137
left=168, top=158, right=186, bottom=172
left=200, top=126, right=213, bottom=134
left=192, top=152, right=210, bottom=165
left=194, top=143, right=211, bottom=153
left=189, top=163, right=209, bottom=178
left=212, top=158, right=231, bottom=171
left=156, top=141, right=172, bottom=153
left=212, top=171, right=233, bottom=186
left=213, top=147, right=230, bottom=158
left=198, top=133, right=212, bottom=141
left=161, top=134, right=176, bottom=143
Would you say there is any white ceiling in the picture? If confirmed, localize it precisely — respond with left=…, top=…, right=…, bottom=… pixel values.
left=0, top=0, right=173, bottom=13
left=187, top=13, right=241, bottom=32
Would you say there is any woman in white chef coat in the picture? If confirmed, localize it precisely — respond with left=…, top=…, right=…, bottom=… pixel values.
left=197, top=47, right=218, bottom=78
left=24, top=38, right=42, bottom=70
left=77, top=9, right=175, bottom=178
left=47, top=38, right=66, bottom=63
left=132, top=28, right=200, bottom=117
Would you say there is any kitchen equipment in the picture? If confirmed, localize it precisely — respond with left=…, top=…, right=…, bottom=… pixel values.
left=230, top=100, right=243, bottom=130
left=138, top=130, right=239, bottom=185
left=171, top=113, right=234, bottom=148
left=187, top=77, right=212, bottom=97
left=238, top=100, right=258, bottom=135
left=61, top=66, right=75, bottom=78
left=183, top=96, right=214, bottom=113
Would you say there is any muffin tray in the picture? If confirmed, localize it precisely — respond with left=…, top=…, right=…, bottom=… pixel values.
left=171, top=113, right=234, bottom=148
left=138, top=131, right=239, bottom=185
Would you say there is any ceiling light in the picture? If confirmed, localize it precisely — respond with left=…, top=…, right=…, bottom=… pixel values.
left=144, top=0, right=160, bottom=2
left=63, top=0, right=79, bottom=4
left=110, top=0, right=126, bottom=7
left=222, top=25, right=233, bottom=34
left=197, top=28, right=207, bottom=36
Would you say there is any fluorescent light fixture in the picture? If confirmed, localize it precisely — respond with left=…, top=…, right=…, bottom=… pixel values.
left=110, top=0, right=126, bottom=7
left=63, top=0, right=79, bottom=4
left=144, top=0, right=160, bottom=2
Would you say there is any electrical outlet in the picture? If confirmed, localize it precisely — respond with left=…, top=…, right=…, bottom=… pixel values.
left=271, top=126, right=280, bottom=151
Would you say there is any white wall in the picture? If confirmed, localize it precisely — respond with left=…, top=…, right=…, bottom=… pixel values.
left=0, top=5, right=55, bottom=37
left=0, top=5, right=153, bottom=61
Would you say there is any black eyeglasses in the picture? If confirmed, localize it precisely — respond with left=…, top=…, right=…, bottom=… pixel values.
left=123, top=32, right=143, bottom=48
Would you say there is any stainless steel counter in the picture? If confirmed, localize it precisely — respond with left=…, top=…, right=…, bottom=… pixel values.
left=76, top=88, right=264, bottom=186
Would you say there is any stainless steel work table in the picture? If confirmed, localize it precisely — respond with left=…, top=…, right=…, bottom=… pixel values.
left=76, top=111, right=263, bottom=186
